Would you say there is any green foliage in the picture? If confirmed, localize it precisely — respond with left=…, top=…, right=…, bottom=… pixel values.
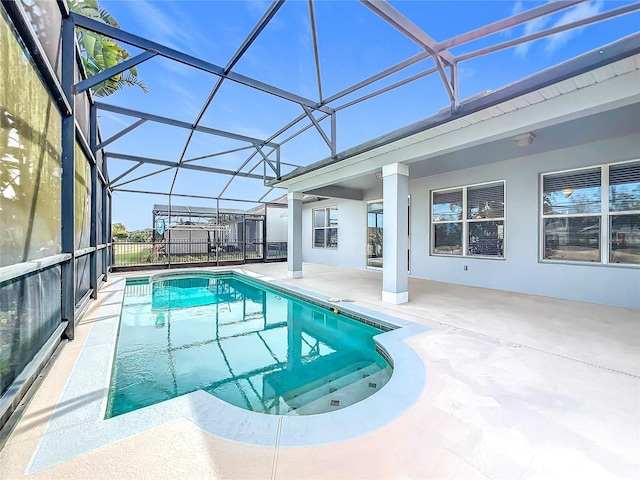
left=67, top=0, right=148, bottom=97
left=112, top=222, right=128, bottom=239
left=131, top=229, right=152, bottom=243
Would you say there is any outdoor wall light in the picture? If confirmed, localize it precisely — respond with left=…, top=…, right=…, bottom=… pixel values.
left=513, top=132, right=535, bottom=147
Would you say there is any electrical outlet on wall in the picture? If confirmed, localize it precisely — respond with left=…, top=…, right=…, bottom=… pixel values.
left=464, top=265, right=468, bottom=271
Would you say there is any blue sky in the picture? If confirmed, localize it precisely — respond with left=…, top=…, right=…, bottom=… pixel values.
left=95, top=0, right=640, bottom=231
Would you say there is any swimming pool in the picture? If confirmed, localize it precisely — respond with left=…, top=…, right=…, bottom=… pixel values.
left=107, top=272, right=393, bottom=417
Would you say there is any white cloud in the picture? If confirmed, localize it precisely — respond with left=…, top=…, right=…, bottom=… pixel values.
left=162, top=79, right=203, bottom=119
left=512, top=0, right=524, bottom=15
left=514, top=15, right=549, bottom=57
left=458, top=66, right=476, bottom=80
left=296, top=12, right=317, bottom=100
left=123, top=0, right=187, bottom=50
left=98, top=111, right=134, bottom=128
left=228, top=123, right=271, bottom=141
left=500, top=0, right=525, bottom=38
left=120, top=0, right=216, bottom=57
left=544, top=0, right=604, bottom=54
left=244, top=0, right=272, bottom=16
left=513, top=0, right=605, bottom=58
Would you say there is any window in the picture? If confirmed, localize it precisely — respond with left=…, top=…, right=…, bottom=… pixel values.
left=313, top=207, right=338, bottom=248
left=541, top=161, right=640, bottom=265
left=431, top=181, right=505, bottom=257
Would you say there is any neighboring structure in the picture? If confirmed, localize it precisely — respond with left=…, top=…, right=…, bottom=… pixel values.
left=151, top=203, right=292, bottom=259
left=273, top=42, right=640, bottom=309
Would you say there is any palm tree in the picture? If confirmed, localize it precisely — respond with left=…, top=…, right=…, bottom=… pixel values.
left=68, top=0, right=148, bottom=97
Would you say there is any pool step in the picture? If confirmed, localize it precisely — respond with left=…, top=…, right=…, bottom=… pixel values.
left=284, top=362, right=381, bottom=410
left=288, top=367, right=391, bottom=416
left=287, top=363, right=380, bottom=409
left=280, top=360, right=372, bottom=403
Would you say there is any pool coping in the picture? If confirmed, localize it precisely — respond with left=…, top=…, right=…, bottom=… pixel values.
left=27, top=268, right=429, bottom=474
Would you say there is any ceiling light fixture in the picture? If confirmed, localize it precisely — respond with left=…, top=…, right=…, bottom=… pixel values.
left=513, top=132, right=535, bottom=147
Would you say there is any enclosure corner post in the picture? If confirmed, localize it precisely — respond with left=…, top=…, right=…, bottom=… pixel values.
left=61, top=16, right=76, bottom=339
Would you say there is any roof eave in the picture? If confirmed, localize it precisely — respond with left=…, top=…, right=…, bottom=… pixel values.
left=268, top=33, right=640, bottom=188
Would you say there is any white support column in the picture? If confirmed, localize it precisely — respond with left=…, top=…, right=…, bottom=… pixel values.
left=382, top=163, right=409, bottom=304
left=287, top=191, right=303, bottom=278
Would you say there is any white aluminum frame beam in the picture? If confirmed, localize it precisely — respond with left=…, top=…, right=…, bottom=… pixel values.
left=359, top=0, right=458, bottom=105
left=457, top=2, right=640, bottom=62
left=301, top=105, right=335, bottom=155
left=95, top=102, right=278, bottom=148
left=104, top=152, right=272, bottom=180
left=437, top=0, right=587, bottom=50
left=359, top=0, right=455, bottom=65
left=170, top=0, right=286, bottom=196
left=74, top=51, right=157, bottom=94
left=69, top=11, right=333, bottom=114
left=308, top=0, right=324, bottom=102
left=96, top=119, right=147, bottom=150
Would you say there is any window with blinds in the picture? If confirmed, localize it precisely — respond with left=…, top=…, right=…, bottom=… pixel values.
left=313, top=207, right=338, bottom=248
left=432, top=188, right=463, bottom=255
left=541, top=160, right=639, bottom=265
left=542, top=168, right=601, bottom=215
left=431, top=181, right=505, bottom=258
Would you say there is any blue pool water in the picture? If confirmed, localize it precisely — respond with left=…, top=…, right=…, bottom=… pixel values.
left=106, top=273, right=392, bottom=417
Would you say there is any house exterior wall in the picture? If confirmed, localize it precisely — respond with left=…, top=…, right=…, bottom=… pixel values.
left=302, top=198, right=368, bottom=270
left=300, top=134, right=640, bottom=309
left=165, top=228, right=209, bottom=254
left=266, top=206, right=288, bottom=242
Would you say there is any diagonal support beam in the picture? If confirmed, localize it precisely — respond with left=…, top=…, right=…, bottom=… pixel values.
left=170, top=0, right=286, bottom=196
left=105, top=153, right=272, bottom=180
left=69, top=11, right=332, bottom=114
left=360, top=0, right=457, bottom=104
left=95, top=102, right=278, bottom=147
left=177, top=0, right=285, bottom=132
left=110, top=166, right=174, bottom=189
left=359, top=0, right=455, bottom=66
left=96, top=118, right=147, bottom=150
left=323, top=50, right=431, bottom=104
left=308, top=0, right=324, bottom=102
left=258, top=187, right=276, bottom=202
left=335, top=65, right=436, bottom=111
left=433, top=55, right=456, bottom=105
left=74, top=51, right=157, bottom=94
left=255, top=146, right=280, bottom=178
left=301, top=105, right=335, bottom=155
left=183, top=145, right=256, bottom=164
left=249, top=157, right=267, bottom=176
left=226, top=0, right=285, bottom=74
left=109, top=161, right=143, bottom=186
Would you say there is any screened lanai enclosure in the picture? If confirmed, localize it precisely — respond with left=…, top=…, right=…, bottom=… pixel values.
left=1, top=0, right=639, bottom=431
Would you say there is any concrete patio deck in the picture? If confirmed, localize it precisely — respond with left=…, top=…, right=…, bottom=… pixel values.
left=0, top=262, right=638, bottom=479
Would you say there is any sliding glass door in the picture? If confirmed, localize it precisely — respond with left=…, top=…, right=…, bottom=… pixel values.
left=367, top=202, right=384, bottom=268
left=367, top=199, right=410, bottom=270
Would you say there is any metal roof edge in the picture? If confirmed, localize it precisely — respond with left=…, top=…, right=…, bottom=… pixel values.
left=268, top=33, right=640, bottom=187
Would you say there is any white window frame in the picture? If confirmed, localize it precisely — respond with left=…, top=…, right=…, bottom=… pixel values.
left=431, top=180, right=506, bottom=259
left=366, top=199, right=384, bottom=270
left=540, top=159, right=640, bottom=267
left=312, top=206, right=338, bottom=249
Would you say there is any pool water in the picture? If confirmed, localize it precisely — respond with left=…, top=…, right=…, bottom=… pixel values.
left=106, top=274, right=392, bottom=417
